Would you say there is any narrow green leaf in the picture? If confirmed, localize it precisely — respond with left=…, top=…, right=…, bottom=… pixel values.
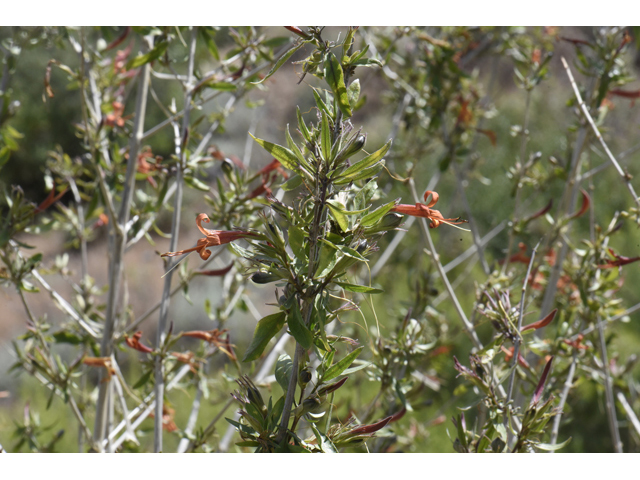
left=312, top=87, right=333, bottom=118
left=333, top=161, right=385, bottom=185
left=0, top=148, right=10, bottom=171
left=249, top=133, right=299, bottom=171
left=316, top=243, right=339, bottom=279
left=327, top=202, right=348, bottom=232
left=334, top=282, right=383, bottom=294
left=534, top=437, right=572, bottom=451
left=275, top=354, right=293, bottom=392
left=202, top=81, right=237, bottom=91
left=242, top=312, right=286, bottom=362
left=287, top=301, right=313, bottom=350
left=127, top=41, right=169, bottom=69
left=354, top=179, right=377, bottom=211
left=285, top=124, right=308, bottom=168
left=200, top=29, right=220, bottom=60
left=341, top=361, right=372, bottom=376
left=253, top=41, right=306, bottom=85
left=133, top=370, right=153, bottom=389
left=52, top=331, right=83, bottom=345
left=296, top=106, right=311, bottom=142
left=322, top=346, right=364, bottom=382
left=324, top=52, right=352, bottom=117
left=360, top=200, right=397, bottom=227
left=326, top=200, right=368, bottom=216
left=288, top=226, right=306, bottom=259
left=338, top=140, right=391, bottom=179
left=342, top=27, right=357, bottom=60
left=321, top=110, right=331, bottom=163
left=184, top=176, right=210, bottom=192
left=280, top=174, right=303, bottom=191
left=235, top=441, right=260, bottom=448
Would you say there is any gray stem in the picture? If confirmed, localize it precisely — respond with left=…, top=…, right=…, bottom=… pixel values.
left=94, top=39, right=152, bottom=448
left=154, top=26, right=198, bottom=453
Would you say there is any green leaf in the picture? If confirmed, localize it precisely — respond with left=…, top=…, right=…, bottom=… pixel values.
left=202, top=81, right=236, bottom=91
left=52, top=331, right=83, bottom=345
left=333, top=161, right=385, bottom=185
left=0, top=147, right=10, bottom=171
left=534, top=437, right=572, bottom=451
left=228, top=241, right=253, bottom=259
left=342, top=27, right=357, bottom=60
left=360, top=200, right=397, bottom=227
left=352, top=57, right=383, bottom=68
left=321, top=109, right=331, bottom=163
left=133, top=370, right=153, bottom=389
left=200, top=29, right=220, bottom=60
left=287, top=301, right=313, bottom=350
left=312, top=87, right=333, bottom=118
left=288, top=226, right=306, bottom=259
left=347, top=79, right=361, bottom=110
left=338, top=140, right=391, bottom=180
left=127, top=41, right=169, bottom=69
left=235, top=441, right=260, bottom=448
left=296, top=106, right=311, bottom=143
left=275, top=354, right=293, bottom=392
left=184, top=175, right=210, bottom=192
left=324, top=52, right=352, bottom=118
left=315, top=243, right=339, bottom=279
left=327, top=202, right=348, bottom=232
left=354, top=179, right=377, bottom=211
left=242, top=312, right=286, bottom=362
left=340, top=361, right=372, bottom=376
left=253, top=41, right=306, bottom=85
left=280, top=174, right=303, bottom=191
left=322, top=346, right=364, bottom=382
left=285, top=124, right=308, bottom=169
left=334, top=282, right=383, bottom=294
left=249, top=133, right=298, bottom=171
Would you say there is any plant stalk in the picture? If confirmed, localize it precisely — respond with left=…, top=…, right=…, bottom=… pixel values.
left=154, top=26, right=197, bottom=453
left=93, top=40, right=152, bottom=449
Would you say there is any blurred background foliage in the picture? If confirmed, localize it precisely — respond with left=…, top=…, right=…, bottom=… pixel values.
left=1, top=26, right=640, bottom=453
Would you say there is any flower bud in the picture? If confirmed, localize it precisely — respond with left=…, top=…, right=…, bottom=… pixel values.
left=363, top=213, right=404, bottom=234
left=335, top=134, right=366, bottom=165
left=221, top=157, right=235, bottom=176
left=298, top=368, right=312, bottom=389
left=251, top=272, right=281, bottom=284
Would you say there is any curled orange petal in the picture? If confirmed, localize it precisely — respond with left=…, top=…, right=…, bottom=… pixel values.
left=423, top=190, right=439, bottom=208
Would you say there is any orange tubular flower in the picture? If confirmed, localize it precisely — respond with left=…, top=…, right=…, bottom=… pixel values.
left=391, top=190, right=468, bottom=229
left=125, top=331, right=154, bottom=354
left=161, top=213, right=257, bottom=260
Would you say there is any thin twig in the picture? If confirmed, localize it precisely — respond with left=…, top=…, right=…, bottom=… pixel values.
left=408, top=178, right=482, bottom=350
left=571, top=302, right=640, bottom=340
left=616, top=392, right=640, bottom=438
left=561, top=56, right=640, bottom=211
left=154, top=26, right=198, bottom=453
left=140, top=46, right=290, bottom=142
left=549, top=355, right=577, bottom=449
left=506, top=239, right=541, bottom=404
left=108, top=364, right=192, bottom=451
left=452, top=162, right=490, bottom=275
left=597, top=314, right=623, bottom=452
left=501, top=88, right=531, bottom=276
left=94, top=38, right=152, bottom=448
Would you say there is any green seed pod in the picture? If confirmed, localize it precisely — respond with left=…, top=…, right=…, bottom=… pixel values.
left=251, top=272, right=281, bottom=284
left=298, top=368, right=312, bottom=389
left=334, top=134, right=366, bottom=165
